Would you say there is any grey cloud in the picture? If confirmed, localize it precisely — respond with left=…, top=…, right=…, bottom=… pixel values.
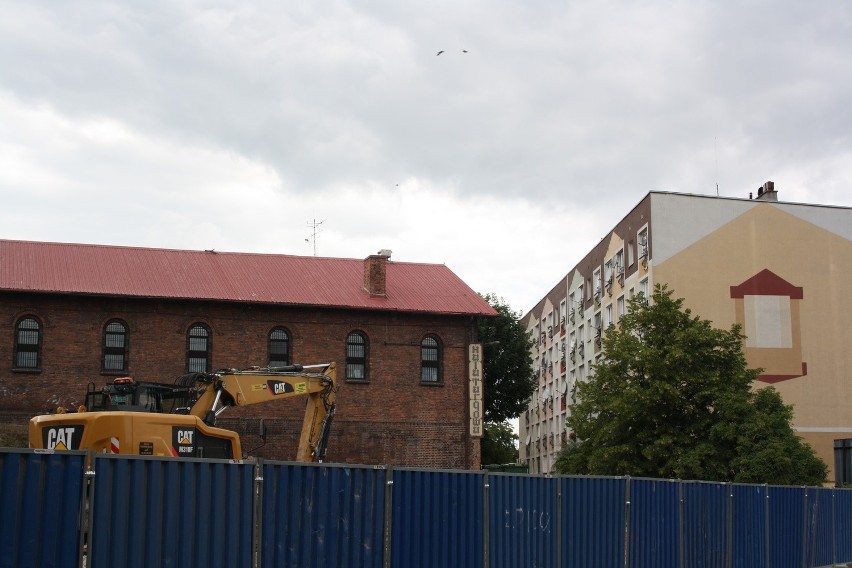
left=3, top=1, right=852, bottom=206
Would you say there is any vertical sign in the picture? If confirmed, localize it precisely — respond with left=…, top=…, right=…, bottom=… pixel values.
left=469, top=343, right=484, bottom=437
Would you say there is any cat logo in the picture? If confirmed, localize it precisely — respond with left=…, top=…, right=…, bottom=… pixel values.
left=43, top=425, right=83, bottom=450
left=172, top=427, right=196, bottom=456
left=267, top=380, right=295, bottom=395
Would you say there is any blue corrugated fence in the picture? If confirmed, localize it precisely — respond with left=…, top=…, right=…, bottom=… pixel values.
left=731, top=483, right=768, bottom=567
left=261, top=461, right=385, bottom=568
left=561, top=475, right=626, bottom=567
left=487, top=473, right=556, bottom=568
left=3, top=448, right=852, bottom=567
left=0, top=449, right=86, bottom=568
left=391, top=468, right=484, bottom=568
left=89, top=454, right=254, bottom=568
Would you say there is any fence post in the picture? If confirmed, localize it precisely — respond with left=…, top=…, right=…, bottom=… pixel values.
left=382, top=465, right=394, bottom=568
left=483, top=471, right=490, bottom=568
left=726, top=483, right=733, bottom=568
left=832, top=488, right=837, bottom=566
left=765, top=485, right=771, bottom=568
left=678, top=480, right=684, bottom=568
left=802, top=487, right=809, bottom=568
left=556, top=475, right=562, bottom=568
left=624, top=476, right=631, bottom=568
left=252, top=459, right=264, bottom=568
left=81, top=451, right=96, bottom=568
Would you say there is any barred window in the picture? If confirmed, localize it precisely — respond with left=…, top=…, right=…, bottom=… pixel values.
left=268, top=327, right=290, bottom=367
left=14, top=316, right=41, bottom=369
left=421, top=335, right=441, bottom=384
left=345, top=331, right=368, bottom=382
left=103, top=320, right=128, bottom=372
left=187, top=323, right=211, bottom=373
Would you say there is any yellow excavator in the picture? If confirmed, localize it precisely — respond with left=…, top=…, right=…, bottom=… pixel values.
left=28, top=362, right=337, bottom=462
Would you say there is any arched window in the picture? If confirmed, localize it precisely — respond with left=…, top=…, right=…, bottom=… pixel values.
left=345, top=331, right=368, bottom=382
left=103, top=320, right=128, bottom=372
left=421, top=335, right=441, bottom=383
left=268, top=327, right=291, bottom=367
left=14, top=316, right=41, bottom=369
left=187, top=323, right=211, bottom=373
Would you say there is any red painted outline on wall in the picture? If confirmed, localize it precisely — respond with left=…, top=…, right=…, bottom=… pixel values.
left=730, top=269, right=803, bottom=299
left=730, top=269, right=806, bottom=384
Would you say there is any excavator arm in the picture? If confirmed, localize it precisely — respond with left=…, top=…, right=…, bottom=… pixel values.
left=189, top=362, right=338, bottom=462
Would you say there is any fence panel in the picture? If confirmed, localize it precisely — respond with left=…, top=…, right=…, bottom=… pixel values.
left=390, top=468, right=484, bottom=568
left=681, top=481, right=728, bottom=568
left=628, top=477, right=679, bottom=568
left=730, top=484, right=768, bottom=568
left=261, top=462, right=385, bottom=568
left=767, top=485, right=806, bottom=568
left=836, top=489, right=852, bottom=564
left=88, top=454, right=254, bottom=568
left=806, top=488, right=834, bottom=568
left=488, top=473, right=556, bottom=568
left=0, top=449, right=86, bottom=568
left=561, top=475, right=626, bottom=568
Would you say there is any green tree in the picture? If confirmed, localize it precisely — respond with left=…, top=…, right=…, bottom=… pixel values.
left=555, top=285, right=827, bottom=485
left=730, top=388, right=828, bottom=485
left=478, top=294, right=536, bottom=423
left=481, top=421, right=519, bottom=465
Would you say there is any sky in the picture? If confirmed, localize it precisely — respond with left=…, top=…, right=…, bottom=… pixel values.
left=2, top=1, right=852, bottom=315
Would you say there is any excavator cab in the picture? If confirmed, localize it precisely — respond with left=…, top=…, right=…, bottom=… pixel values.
left=84, top=377, right=199, bottom=414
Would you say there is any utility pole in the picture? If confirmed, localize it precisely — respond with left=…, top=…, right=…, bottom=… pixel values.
left=305, top=218, right=324, bottom=256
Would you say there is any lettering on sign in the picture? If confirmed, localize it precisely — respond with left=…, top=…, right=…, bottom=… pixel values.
left=172, top=427, right=196, bottom=456
left=267, top=380, right=295, bottom=395
left=43, top=425, right=84, bottom=450
left=469, top=343, right=484, bottom=437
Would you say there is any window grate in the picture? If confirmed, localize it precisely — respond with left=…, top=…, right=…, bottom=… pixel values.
left=346, top=332, right=368, bottom=381
left=14, top=317, right=40, bottom=369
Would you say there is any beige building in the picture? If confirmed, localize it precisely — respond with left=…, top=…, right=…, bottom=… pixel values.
left=520, top=184, right=852, bottom=479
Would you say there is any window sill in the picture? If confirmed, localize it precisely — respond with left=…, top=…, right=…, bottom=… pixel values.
left=419, top=381, right=444, bottom=387
left=101, top=370, right=129, bottom=376
left=11, top=367, right=42, bottom=374
left=345, top=379, right=370, bottom=385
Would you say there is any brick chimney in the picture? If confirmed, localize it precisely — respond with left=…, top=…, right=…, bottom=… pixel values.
left=755, top=181, right=778, bottom=201
left=364, top=250, right=391, bottom=296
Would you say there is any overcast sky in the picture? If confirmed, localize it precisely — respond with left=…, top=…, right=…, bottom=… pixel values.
left=2, top=1, right=851, bottom=314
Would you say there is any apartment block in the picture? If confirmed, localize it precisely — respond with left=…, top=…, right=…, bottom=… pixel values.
left=521, top=184, right=852, bottom=478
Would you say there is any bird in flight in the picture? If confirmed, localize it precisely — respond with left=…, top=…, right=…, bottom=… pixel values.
left=436, top=50, right=444, bottom=56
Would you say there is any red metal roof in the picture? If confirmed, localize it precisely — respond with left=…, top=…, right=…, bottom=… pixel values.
left=0, top=240, right=497, bottom=316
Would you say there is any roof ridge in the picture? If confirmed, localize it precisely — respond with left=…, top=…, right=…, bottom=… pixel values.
left=0, top=239, right=460, bottom=267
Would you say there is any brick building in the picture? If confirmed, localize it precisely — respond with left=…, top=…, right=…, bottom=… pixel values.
left=0, top=240, right=496, bottom=468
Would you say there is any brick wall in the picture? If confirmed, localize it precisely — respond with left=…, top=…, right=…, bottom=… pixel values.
left=1, top=292, right=482, bottom=468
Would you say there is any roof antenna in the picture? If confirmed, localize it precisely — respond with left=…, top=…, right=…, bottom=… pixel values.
left=715, top=136, right=720, bottom=196
left=305, top=218, right=324, bottom=256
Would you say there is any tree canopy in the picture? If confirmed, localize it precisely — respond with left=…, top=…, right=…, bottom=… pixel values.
left=481, top=421, right=519, bottom=465
left=478, top=294, right=536, bottom=424
left=554, top=285, right=827, bottom=486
